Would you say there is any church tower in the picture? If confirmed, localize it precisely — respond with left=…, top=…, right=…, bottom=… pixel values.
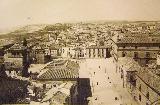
left=22, top=38, right=29, bottom=77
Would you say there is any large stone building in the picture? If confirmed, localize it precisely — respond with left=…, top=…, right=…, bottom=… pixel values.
left=49, top=44, right=62, bottom=59
left=73, top=47, right=86, bottom=59
left=4, top=41, right=30, bottom=77
left=117, top=56, right=160, bottom=105
left=117, top=36, right=160, bottom=66
left=61, top=46, right=73, bottom=58
left=86, top=45, right=111, bottom=58
left=32, top=44, right=52, bottom=64
left=107, top=32, right=160, bottom=66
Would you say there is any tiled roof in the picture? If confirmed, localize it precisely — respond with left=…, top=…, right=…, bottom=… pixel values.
left=118, top=57, right=140, bottom=71
left=52, top=91, right=68, bottom=104
left=137, top=67, right=160, bottom=94
left=118, top=57, right=160, bottom=94
left=117, top=36, right=160, bottom=44
left=87, top=45, right=111, bottom=49
left=0, top=40, right=14, bottom=47
left=33, top=44, right=46, bottom=50
left=49, top=44, right=61, bottom=50
left=4, top=60, right=23, bottom=69
left=38, top=60, right=79, bottom=80
left=42, top=82, right=74, bottom=103
left=8, top=43, right=25, bottom=50
left=72, top=47, right=84, bottom=50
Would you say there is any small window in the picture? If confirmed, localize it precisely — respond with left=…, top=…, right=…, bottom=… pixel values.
left=98, top=49, right=100, bottom=55
left=139, top=84, right=141, bottom=91
left=122, top=52, right=126, bottom=57
left=139, top=94, right=141, bottom=101
left=123, top=46, right=125, bottom=48
left=16, top=52, right=20, bottom=55
left=102, top=49, right=104, bottom=56
left=146, top=60, right=149, bottom=64
left=134, top=52, right=138, bottom=58
left=43, top=84, right=46, bottom=89
left=93, top=49, right=95, bottom=53
left=89, top=49, right=91, bottom=57
left=93, top=49, right=95, bottom=57
left=135, top=46, right=138, bottom=49
left=12, top=52, right=16, bottom=56
left=146, top=52, right=150, bottom=58
left=146, top=92, right=149, bottom=99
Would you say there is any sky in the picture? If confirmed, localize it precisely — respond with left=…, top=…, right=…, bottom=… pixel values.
left=0, top=0, right=160, bottom=31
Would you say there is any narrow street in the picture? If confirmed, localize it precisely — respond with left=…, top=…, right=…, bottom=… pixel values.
left=79, top=57, right=139, bottom=105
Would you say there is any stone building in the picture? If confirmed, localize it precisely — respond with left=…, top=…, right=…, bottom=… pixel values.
left=32, top=45, right=46, bottom=64
left=4, top=41, right=30, bottom=77
left=135, top=67, right=160, bottom=105
left=86, top=45, right=111, bottom=58
left=107, top=32, right=160, bottom=65
left=33, top=60, right=92, bottom=105
left=61, top=46, right=73, bottom=58
left=0, top=42, right=14, bottom=76
left=118, top=57, right=160, bottom=105
left=106, top=38, right=118, bottom=61
left=60, top=44, right=78, bottom=59
left=73, top=47, right=85, bottom=59
left=49, top=44, right=62, bottom=59
left=116, top=36, right=160, bottom=66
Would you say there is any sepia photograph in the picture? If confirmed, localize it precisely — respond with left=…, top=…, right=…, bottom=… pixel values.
left=0, top=0, right=160, bottom=105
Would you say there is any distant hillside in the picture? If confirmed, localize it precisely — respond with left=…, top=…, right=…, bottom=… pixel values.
left=0, top=24, right=47, bottom=39
left=10, top=24, right=47, bottom=34
left=0, top=23, right=72, bottom=43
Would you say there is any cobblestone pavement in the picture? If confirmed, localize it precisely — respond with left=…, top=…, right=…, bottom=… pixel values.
left=79, top=58, right=139, bottom=105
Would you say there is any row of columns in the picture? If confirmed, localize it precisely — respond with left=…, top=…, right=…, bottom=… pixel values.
left=86, top=48, right=109, bottom=58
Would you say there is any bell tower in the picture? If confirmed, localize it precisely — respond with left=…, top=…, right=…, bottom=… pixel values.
left=22, top=38, right=29, bottom=77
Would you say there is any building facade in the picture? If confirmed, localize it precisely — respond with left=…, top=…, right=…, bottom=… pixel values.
left=4, top=42, right=30, bottom=77
left=86, top=45, right=111, bottom=58
left=117, top=57, right=160, bottom=105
